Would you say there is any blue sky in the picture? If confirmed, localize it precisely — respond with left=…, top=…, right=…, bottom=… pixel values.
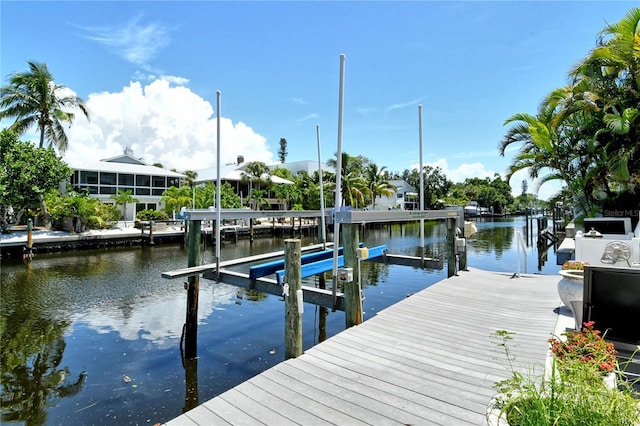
left=1, top=1, right=635, bottom=200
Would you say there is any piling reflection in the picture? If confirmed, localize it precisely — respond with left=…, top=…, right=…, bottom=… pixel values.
left=182, top=357, right=199, bottom=413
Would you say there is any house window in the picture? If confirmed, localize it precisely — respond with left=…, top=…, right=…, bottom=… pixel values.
left=152, top=176, right=166, bottom=187
left=100, top=172, right=117, bottom=185
left=167, top=177, right=180, bottom=188
left=397, top=193, right=403, bottom=199
left=119, top=174, right=134, bottom=186
left=135, top=188, right=150, bottom=196
left=99, top=186, right=117, bottom=195
left=80, top=171, right=98, bottom=184
left=136, top=175, right=151, bottom=187
left=152, top=189, right=164, bottom=196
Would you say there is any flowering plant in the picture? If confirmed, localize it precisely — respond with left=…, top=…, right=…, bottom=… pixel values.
left=549, top=321, right=617, bottom=373
left=561, top=260, right=588, bottom=270
left=490, top=327, right=639, bottom=426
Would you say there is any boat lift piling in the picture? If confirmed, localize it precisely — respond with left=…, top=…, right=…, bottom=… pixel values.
left=164, top=208, right=462, bottom=360
left=23, top=218, right=34, bottom=260
left=284, top=239, right=303, bottom=359
left=184, top=219, right=201, bottom=359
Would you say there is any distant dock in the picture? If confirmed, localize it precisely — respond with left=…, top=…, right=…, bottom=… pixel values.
left=164, top=268, right=565, bottom=425
left=0, top=219, right=320, bottom=258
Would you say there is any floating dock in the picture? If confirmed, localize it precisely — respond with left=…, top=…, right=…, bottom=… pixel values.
left=164, top=268, right=565, bottom=425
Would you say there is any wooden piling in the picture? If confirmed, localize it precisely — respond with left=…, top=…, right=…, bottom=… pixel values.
left=284, top=239, right=302, bottom=359
left=447, top=218, right=456, bottom=278
left=318, top=273, right=327, bottom=342
left=185, top=219, right=201, bottom=359
left=149, top=220, right=154, bottom=245
left=24, top=218, right=34, bottom=259
left=343, top=223, right=362, bottom=327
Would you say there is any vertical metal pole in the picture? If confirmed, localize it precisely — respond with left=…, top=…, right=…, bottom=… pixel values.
left=418, top=104, right=425, bottom=264
left=215, top=90, right=222, bottom=280
left=316, top=124, right=326, bottom=249
left=284, top=239, right=302, bottom=359
left=332, top=54, right=345, bottom=310
left=185, top=219, right=201, bottom=359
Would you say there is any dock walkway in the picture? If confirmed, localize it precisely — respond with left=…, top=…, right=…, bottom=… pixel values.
left=165, top=268, right=566, bottom=426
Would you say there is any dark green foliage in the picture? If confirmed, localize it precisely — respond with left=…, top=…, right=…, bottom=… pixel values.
left=1, top=129, right=72, bottom=225
left=278, top=138, right=288, bottom=163
left=136, top=209, right=170, bottom=221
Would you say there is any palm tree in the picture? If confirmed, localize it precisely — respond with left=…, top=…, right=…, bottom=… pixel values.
left=364, top=164, right=395, bottom=210
left=500, top=8, right=640, bottom=215
left=574, top=7, right=640, bottom=192
left=160, top=186, right=192, bottom=217
left=182, top=170, right=198, bottom=208
left=111, top=190, right=139, bottom=227
left=241, top=161, right=271, bottom=208
left=0, top=61, right=89, bottom=153
left=326, top=152, right=368, bottom=208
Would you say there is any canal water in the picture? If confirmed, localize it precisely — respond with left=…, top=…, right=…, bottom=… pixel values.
left=1, top=216, right=560, bottom=425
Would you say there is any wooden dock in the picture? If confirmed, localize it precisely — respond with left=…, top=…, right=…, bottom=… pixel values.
left=164, top=268, right=566, bottom=425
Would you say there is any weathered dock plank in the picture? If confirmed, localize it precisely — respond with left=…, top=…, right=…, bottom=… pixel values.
left=163, top=267, right=563, bottom=425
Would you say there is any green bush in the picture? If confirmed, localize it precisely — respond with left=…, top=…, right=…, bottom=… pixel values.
left=45, top=190, right=118, bottom=230
left=135, top=209, right=170, bottom=221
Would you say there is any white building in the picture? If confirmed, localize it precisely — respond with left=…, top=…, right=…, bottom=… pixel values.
left=374, top=179, right=417, bottom=211
left=68, top=148, right=186, bottom=221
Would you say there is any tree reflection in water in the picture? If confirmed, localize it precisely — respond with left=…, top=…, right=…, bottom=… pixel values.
left=1, top=265, right=86, bottom=425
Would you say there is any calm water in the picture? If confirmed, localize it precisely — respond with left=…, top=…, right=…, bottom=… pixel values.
left=1, top=216, right=559, bottom=425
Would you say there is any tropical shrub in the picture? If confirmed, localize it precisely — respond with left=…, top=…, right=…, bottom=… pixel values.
left=46, top=190, right=118, bottom=230
left=136, top=209, right=169, bottom=221
left=490, top=327, right=639, bottom=425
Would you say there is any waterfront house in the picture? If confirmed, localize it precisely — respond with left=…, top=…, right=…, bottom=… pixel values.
left=68, top=147, right=186, bottom=222
left=374, top=179, right=417, bottom=210
left=195, top=158, right=320, bottom=210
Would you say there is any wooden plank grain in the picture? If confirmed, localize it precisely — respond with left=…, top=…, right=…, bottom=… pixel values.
left=163, top=269, right=562, bottom=426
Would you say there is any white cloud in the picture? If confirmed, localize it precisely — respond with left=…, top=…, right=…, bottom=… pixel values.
left=295, top=113, right=319, bottom=126
left=64, top=79, right=274, bottom=171
left=385, top=97, right=426, bottom=113
left=81, top=14, right=170, bottom=68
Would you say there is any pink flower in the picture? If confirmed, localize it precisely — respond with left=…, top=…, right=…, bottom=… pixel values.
left=549, top=322, right=617, bottom=373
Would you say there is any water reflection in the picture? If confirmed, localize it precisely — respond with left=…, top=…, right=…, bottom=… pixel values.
left=1, top=265, right=87, bottom=425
